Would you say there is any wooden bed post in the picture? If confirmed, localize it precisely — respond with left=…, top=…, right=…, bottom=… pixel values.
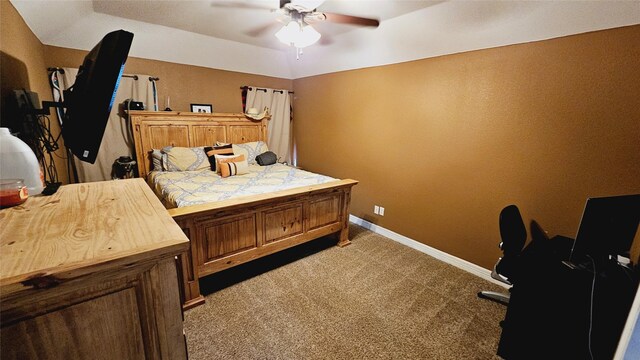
left=337, top=186, right=353, bottom=247
left=174, top=218, right=204, bottom=310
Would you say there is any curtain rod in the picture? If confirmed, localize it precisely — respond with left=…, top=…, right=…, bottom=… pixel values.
left=241, top=86, right=293, bottom=94
left=47, top=68, right=159, bottom=81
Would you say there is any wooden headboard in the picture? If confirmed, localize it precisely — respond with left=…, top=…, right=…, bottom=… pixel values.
left=129, top=111, right=269, bottom=178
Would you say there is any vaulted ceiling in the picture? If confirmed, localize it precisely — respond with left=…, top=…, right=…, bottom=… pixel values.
left=11, top=0, right=640, bottom=79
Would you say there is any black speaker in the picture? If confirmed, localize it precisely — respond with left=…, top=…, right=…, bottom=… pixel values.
left=122, top=100, right=144, bottom=110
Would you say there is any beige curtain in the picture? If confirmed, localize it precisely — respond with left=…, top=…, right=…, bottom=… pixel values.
left=245, top=87, right=292, bottom=164
left=54, top=68, right=156, bottom=182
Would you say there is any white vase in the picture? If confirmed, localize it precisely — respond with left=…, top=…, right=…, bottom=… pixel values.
left=0, top=127, right=44, bottom=195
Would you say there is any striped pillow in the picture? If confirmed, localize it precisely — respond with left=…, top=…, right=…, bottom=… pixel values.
left=204, top=144, right=234, bottom=171
left=218, top=154, right=249, bottom=178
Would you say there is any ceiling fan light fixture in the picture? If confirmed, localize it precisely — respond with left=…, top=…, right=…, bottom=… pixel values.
left=275, top=21, right=299, bottom=45
left=297, top=24, right=321, bottom=48
left=275, top=21, right=321, bottom=48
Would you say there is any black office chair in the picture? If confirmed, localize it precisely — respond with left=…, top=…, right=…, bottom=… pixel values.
left=478, top=205, right=527, bottom=305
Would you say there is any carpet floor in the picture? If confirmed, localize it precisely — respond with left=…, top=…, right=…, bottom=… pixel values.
left=183, top=224, right=507, bottom=359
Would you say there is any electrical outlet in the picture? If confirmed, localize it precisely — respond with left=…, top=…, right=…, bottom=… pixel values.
left=374, top=205, right=380, bottom=215
left=379, top=206, right=385, bottom=216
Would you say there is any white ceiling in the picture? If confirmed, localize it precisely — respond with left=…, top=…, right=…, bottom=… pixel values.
left=10, top=0, right=640, bottom=80
left=92, top=0, right=431, bottom=50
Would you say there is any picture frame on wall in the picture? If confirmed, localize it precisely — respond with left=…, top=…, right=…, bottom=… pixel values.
left=190, top=104, right=213, bottom=113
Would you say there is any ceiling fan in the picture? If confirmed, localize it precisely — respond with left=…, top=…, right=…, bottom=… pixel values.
left=213, top=0, right=380, bottom=58
left=275, top=0, right=380, bottom=28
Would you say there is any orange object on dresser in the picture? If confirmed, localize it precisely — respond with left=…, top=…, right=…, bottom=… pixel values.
left=0, top=179, right=28, bottom=208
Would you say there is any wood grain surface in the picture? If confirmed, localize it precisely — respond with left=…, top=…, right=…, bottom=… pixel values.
left=0, top=179, right=189, bottom=359
left=0, top=178, right=189, bottom=287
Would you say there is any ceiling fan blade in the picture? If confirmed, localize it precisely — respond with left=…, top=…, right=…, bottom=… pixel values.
left=244, top=22, right=281, bottom=37
left=322, top=12, right=379, bottom=27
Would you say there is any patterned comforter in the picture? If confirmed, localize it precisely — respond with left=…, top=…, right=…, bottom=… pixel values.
left=148, top=163, right=336, bottom=208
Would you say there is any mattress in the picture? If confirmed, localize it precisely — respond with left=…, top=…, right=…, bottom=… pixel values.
left=148, top=163, right=336, bottom=208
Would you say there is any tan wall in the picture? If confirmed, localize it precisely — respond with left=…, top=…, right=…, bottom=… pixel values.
left=292, top=25, right=640, bottom=270
left=1, top=0, right=68, bottom=184
left=44, top=46, right=293, bottom=114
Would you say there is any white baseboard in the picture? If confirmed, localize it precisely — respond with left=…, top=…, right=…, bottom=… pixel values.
left=349, top=215, right=509, bottom=288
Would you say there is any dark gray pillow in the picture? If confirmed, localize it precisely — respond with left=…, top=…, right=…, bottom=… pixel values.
left=256, top=151, right=277, bottom=166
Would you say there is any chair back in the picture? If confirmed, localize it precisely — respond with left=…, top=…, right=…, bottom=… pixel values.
left=500, top=205, right=527, bottom=256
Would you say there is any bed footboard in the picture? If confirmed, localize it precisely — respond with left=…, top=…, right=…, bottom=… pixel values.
left=170, top=179, right=357, bottom=310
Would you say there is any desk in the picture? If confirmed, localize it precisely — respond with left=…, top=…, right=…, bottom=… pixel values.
left=0, top=179, right=190, bottom=359
left=497, top=236, right=639, bottom=359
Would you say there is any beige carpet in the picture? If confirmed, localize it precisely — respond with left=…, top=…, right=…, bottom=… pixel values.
left=184, top=224, right=507, bottom=359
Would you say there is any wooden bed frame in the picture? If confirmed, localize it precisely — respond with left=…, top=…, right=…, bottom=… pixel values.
left=130, top=111, right=358, bottom=309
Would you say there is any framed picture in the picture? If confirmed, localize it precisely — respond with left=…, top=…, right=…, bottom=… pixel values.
left=190, top=104, right=213, bottom=113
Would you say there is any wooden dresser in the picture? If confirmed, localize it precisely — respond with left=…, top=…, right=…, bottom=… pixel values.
left=0, top=179, right=190, bottom=360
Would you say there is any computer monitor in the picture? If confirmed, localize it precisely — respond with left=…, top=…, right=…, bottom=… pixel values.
left=569, top=194, right=640, bottom=265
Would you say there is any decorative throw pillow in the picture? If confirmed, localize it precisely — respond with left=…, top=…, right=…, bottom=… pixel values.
left=161, top=146, right=209, bottom=171
left=218, top=155, right=249, bottom=178
left=216, top=155, right=247, bottom=174
left=150, top=149, right=163, bottom=171
left=213, top=154, right=243, bottom=174
left=204, top=144, right=233, bottom=171
left=232, top=141, right=269, bottom=165
left=255, top=151, right=277, bottom=166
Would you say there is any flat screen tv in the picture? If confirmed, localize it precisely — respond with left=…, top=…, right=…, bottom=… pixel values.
left=62, top=29, right=133, bottom=164
left=569, top=194, right=640, bottom=266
